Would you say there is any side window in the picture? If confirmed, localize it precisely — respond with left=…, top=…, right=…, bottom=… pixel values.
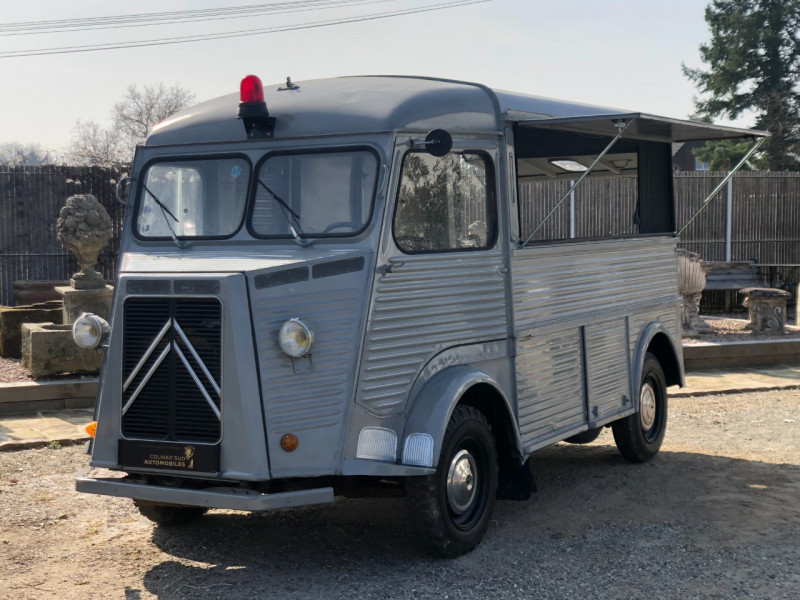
left=393, top=151, right=496, bottom=253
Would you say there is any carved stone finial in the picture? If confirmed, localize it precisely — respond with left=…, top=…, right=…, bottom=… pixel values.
left=56, top=194, right=112, bottom=289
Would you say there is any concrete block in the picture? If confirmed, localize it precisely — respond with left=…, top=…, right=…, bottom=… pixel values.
left=55, top=285, right=113, bottom=323
left=12, top=281, right=69, bottom=306
left=20, top=322, right=102, bottom=378
left=0, top=302, right=64, bottom=358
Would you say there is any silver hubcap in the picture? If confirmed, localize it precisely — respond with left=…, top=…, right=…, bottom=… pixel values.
left=640, top=382, right=657, bottom=431
left=446, top=449, right=477, bottom=515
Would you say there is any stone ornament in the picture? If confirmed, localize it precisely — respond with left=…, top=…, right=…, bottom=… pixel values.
left=56, top=194, right=113, bottom=289
left=740, top=287, right=792, bottom=334
left=676, top=249, right=709, bottom=336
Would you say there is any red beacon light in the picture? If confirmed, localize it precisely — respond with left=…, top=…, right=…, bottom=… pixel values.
left=237, top=74, right=275, bottom=139
left=240, top=74, right=265, bottom=103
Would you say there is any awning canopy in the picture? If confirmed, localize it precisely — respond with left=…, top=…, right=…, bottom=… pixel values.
left=515, top=113, right=768, bottom=143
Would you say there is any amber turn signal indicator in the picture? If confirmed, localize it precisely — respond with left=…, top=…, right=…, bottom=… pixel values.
left=280, top=433, right=298, bottom=452
left=84, top=421, right=97, bottom=438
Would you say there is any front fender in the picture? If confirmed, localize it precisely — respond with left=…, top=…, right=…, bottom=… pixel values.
left=401, top=365, right=519, bottom=469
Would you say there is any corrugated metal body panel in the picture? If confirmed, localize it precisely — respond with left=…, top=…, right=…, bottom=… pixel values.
left=516, top=326, right=585, bottom=448
left=584, top=317, right=631, bottom=420
left=512, top=236, right=679, bottom=330
left=248, top=262, right=370, bottom=476
left=357, top=249, right=508, bottom=417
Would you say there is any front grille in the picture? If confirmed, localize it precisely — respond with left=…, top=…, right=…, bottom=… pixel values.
left=122, top=297, right=222, bottom=443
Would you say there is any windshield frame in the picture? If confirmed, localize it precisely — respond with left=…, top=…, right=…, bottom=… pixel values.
left=132, top=153, right=252, bottom=242
left=245, top=145, right=381, bottom=241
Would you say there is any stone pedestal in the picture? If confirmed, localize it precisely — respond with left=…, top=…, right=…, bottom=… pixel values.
left=0, top=301, right=64, bottom=358
left=740, top=287, right=792, bottom=334
left=21, top=322, right=102, bottom=378
left=55, top=285, right=113, bottom=324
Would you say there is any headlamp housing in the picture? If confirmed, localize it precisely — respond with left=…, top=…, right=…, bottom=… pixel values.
left=278, top=318, right=314, bottom=358
left=72, top=313, right=110, bottom=349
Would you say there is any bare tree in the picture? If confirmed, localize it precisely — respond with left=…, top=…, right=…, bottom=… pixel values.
left=65, top=120, right=128, bottom=168
left=67, top=82, right=195, bottom=167
left=0, top=142, right=58, bottom=165
left=112, top=83, right=196, bottom=146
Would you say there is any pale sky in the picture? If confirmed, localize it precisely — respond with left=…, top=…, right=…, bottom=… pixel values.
left=1, top=0, right=721, bottom=153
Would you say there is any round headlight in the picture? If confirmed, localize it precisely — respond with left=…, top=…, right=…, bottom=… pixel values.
left=278, top=318, right=314, bottom=358
left=72, top=313, right=110, bottom=349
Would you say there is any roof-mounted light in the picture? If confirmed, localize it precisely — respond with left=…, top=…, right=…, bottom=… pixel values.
left=237, top=74, right=276, bottom=139
left=240, top=74, right=265, bottom=103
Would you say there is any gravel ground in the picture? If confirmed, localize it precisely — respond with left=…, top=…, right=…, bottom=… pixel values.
left=682, top=315, right=800, bottom=344
left=1, top=389, right=798, bottom=599
left=0, top=357, right=33, bottom=383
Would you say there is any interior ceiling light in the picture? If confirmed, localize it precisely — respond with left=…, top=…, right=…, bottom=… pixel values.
left=549, top=159, right=587, bottom=172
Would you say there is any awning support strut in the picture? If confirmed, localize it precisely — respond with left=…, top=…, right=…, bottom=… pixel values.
left=521, top=119, right=631, bottom=247
left=677, top=137, right=766, bottom=235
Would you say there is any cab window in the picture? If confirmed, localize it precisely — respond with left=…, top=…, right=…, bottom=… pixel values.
left=393, top=151, right=496, bottom=253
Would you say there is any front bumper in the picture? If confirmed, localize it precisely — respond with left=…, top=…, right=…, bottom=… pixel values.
left=76, top=477, right=333, bottom=511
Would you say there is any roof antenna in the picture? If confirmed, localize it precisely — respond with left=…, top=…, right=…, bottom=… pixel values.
left=278, top=77, right=300, bottom=91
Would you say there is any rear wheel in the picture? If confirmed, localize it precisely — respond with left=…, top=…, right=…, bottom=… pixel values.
left=612, top=352, right=667, bottom=462
left=133, top=500, right=207, bottom=526
left=406, top=405, right=498, bottom=557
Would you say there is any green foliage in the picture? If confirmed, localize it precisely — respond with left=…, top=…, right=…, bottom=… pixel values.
left=692, top=139, right=768, bottom=170
left=683, top=0, right=800, bottom=170
left=46, top=440, right=62, bottom=450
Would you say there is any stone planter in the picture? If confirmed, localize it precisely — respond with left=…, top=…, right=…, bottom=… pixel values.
left=20, top=322, right=102, bottom=378
left=0, top=302, right=64, bottom=358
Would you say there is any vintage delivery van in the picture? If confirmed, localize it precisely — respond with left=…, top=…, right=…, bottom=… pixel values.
left=75, top=75, right=763, bottom=556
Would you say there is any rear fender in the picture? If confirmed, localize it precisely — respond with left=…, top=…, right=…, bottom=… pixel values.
left=632, top=322, right=685, bottom=402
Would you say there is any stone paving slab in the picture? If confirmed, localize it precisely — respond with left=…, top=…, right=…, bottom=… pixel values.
left=0, top=408, right=93, bottom=451
left=673, top=365, right=800, bottom=397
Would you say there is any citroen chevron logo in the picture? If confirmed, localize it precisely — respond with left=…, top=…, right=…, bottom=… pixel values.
left=122, top=318, right=221, bottom=420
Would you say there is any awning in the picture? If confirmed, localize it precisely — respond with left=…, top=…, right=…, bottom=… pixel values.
left=515, top=113, right=768, bottom=143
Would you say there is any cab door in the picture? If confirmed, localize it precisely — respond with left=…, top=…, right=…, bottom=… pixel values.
left=354, top=135, right=511, bottom=419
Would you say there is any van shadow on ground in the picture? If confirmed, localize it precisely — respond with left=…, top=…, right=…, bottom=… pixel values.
left=137, top=444, right=800, bottom=599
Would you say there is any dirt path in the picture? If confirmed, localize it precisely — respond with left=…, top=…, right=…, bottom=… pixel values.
left=1, top=389, right=798, bottom=599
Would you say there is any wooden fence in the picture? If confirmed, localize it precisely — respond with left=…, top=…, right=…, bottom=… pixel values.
left=1, top=167, right=799, bottom=306
left=0, top=166, right=125, bottom=305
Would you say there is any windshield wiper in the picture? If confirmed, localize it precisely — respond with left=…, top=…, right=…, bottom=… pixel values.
left=141, top=182, right=186, bottom=249
left=257, top=178, right=310, bottom=247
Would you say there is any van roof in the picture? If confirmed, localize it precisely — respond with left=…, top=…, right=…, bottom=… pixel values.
left=145, top=75, right=764, bottom=147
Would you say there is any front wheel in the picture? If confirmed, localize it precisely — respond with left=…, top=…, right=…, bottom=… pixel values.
left=406, top=405, right=498, bottom=557
left=612, top=352, right=668, bottom=462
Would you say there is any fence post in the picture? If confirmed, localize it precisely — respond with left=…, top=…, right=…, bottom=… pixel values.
left=724, top=177, right=733, bottom=261
left=569, top=180, right=575, bottom=239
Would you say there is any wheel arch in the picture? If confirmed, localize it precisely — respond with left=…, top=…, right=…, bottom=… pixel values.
left=633, top=322, right=684, bottom=390
left=402, top=366, right=522, bottom=470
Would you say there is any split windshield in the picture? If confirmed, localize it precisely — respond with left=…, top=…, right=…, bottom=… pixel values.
left=134, top=149, right=379, bottom=241
left=250, top=149, right=378, bottom=238
left=136, top=157, right=249, bottom=238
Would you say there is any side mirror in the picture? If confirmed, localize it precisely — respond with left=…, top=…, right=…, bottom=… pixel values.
left=424, top=129, right=453, bottom=157
left=115, top=176, right=131, bottom=205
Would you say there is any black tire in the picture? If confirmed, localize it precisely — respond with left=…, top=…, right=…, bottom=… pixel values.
left=564, top=427, right=602, bottom=444
left=133, top=500, right=207, bottom=526
left=406, top=405, right=498, bottom=558
left=612, top=352, right=668, bottom=463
